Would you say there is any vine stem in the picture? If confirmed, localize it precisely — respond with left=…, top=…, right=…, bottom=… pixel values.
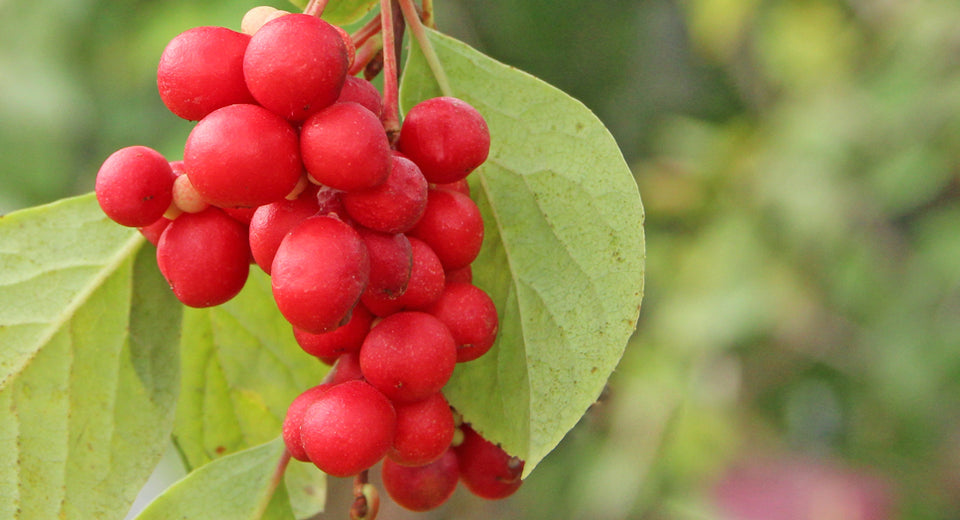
left=379, top=0, right=402, bottom=143
left=302, top=0, right=330, bottom=17
left=397, top=0, right=452, bottom=97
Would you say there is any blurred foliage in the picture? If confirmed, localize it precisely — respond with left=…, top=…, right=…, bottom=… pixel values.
left=3, top=0, right=960, bottom=519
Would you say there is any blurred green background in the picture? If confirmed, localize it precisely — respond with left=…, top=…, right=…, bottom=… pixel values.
left=4, top=0, right=960, bottom=519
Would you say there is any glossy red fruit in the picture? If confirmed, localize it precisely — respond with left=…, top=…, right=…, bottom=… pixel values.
left=138, top=217, right=172, bottom=247
left=388, top=392, right=455, bottom=467
left=444, top=265, right=472, bottom=284
left=357, top=228, right=412, bottom=301
left=156, top=208, right=250, bottom=307
left=282, top=384, right=331, bottom=462
left=249, top=186, right=320, bottom=274
left=342, top=153, right=429, bottom=233
left=397, top=97, right=490, bottom=184
left=337, top=75, right=382, bottom=117
left=95, top=146, right=175, bottom=228
left=359, top=312, right=456, bottom=404
left=243, top=13, right=348, bottom=121
left=409, top=188, right=484, bottom=270
left=433, top=178, right=470, bottom=196
left=455, top=425, right=524, bottom=500
left=382, top=449, right=459, bottom=512
left=293, top=304, right=373, bottom=359
left=301, top=102, right=392, bottom=192
left=271, top=215, right=369, bottom=333
left=184, top=104, right=302, bottom=208
left=323, top=351, right=365, bottom=385
left=300, top=380, right=396, bottom=477
left=157, top=26, right=255, bottom=121
left=425, top=282, right=499, bottom=362
left=396, top=237, right=446, bottom=309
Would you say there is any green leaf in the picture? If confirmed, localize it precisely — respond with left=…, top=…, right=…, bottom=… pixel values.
left=134, top=437, right=294, bottom=520
left=0, top=193, right=182, bottom=518
left=400, top=30, right=646, bottom=476
left=173, top=269, right=328, bottom=517
left=285, top=0, right=378, bottom=26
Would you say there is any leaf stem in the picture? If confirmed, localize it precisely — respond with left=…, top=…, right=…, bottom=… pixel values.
left=398, top=0, right=452, bottom=97
left=379, top=0, right=402, bottom=143
left=252, top=448, right=292, bottom=518
left=303, top=0, right=330, bottom=17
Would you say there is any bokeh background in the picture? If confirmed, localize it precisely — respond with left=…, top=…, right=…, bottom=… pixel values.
left=3, top=0, right=960, bottom=518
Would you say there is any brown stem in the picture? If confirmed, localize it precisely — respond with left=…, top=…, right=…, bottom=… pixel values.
left=302, top=0, right=330, bottom=17
left=379, top=0, right=402, bottom=144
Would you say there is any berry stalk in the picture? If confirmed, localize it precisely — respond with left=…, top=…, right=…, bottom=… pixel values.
left=398, top=0, right=451, bottom=97
left=303, top=0, right=330, bottom=17
left=379, top=0, right=402, bottom=142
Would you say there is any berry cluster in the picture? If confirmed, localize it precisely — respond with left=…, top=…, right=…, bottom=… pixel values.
left=93, top=6, right=523, bottom=512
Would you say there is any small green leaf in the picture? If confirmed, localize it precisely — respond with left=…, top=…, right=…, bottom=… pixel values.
left=400, top=30, right=646, bottom=476
left=0, top=193, right=182, bottom=518
left=285, top=0, right=377, bottom=26
left=135, top=437, right=294, bottom=520
left=173, top=269, right=328, bottom=516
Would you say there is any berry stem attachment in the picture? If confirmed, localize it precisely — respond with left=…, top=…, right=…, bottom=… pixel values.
left=398, top=0, right=452, bottom=97
left=302, top=0, right=330, bottom=17
left=349, top=34, right=383, bottom=76
left=350, top=470, right=380, bottom=520
left=379, top=0, right=402, bottom=143
left=422, top=0, right=435, bottom=28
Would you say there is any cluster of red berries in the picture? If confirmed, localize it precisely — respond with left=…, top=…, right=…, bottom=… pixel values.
left=93, top=6, right=522, bottom=512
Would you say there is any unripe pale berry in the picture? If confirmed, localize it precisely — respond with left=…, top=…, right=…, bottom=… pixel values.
left=397, top=97, right=490, bottom=184
left=243, top=14, right=348, bottom=121
left=271, top=215, right=370, bottom=334
left=157, top=26, right=256, bottom=121
left=184, top=104, right=302, bottom=208
left=359, top=311, right=456, bottom=404
left=300, top=380, right=396, bottom=477
left=156, top=207, right=250, bottom=307
left=300, top=102, right=392, bottom=192
left=95, top=145, right=175, bottom=228
left=382, top=449, right=459, bottom=512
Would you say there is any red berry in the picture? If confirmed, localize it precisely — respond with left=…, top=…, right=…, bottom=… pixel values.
left=184, top=104, right=302, bottom=208
left=425, top=282, right=499, bottom=362
left=382, top=449, right=459, bottom=512
left=243, top=14, right=348, bottom=121
left=433, top=178, right=470, bottom=196
left=342, top=153, right=429, bottom=233
left=156, top=207, right=250, bottom=307
left=359, top=312, right=456, bottom=404
left=249, top=186, right=320, bottom=274
left=157, top=26, right=255, bottom=121
left=357, top=228, right=412, bottom=301
left=409, top=188, right=484, bottom=270
left=397, top=237, right=446, bottom=309
left=389, top=392, right=455, bottom=467
left=271, top=215, right=369, bottom=333
left=397, top=97, right=490, bottom=184
left=444, top=265, right=472, bottom=284
left=337, top=75, right=382, bottom=117
left=293, top=304, right=373, bottom=359
left=323, top=351, right=365, bottom=385
left=455, top=425, right=524, bottom=500
left=138, top=216, right=172, bottom=247
left=300, top=380, right=396, bottom=477
left=95, top=146, right=175, bottom=228
left=300, top=102, right=392, bottom=192
left=282, top=384, right=331, bottom=462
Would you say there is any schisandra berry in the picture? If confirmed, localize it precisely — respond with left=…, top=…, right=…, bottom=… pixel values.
left=337, top=75, right=383, bottom=117
left=248, top=186, right=320, bottom=274
left=455, top=425, right=524, bottom=500
left=409, top=187, right=485, bottom=270
left=300, top=102, right=392, bottom=192
left=357, top=228, right=412, bottom=301
left=293, top=303, right=373, bottom=360
left=323, top=351, right=364, bottom=384
left=397, top=96, right=490, bottom=184
left=281, top=384, right=331, bottom=462
left=183, top=103, right=302, bottom=208
left=359, top=311, right=456, bottom=404
left=156, top=26, right=256, bottom=121
left=300, top=380, right=396, bottom=477
left=361, top=237, right=445, bottom=316
left=388, top=392, right=456, bottom=467
left=271, top=215, right=369, bottom=334
left=382, top=449, right=459, bottom=512
left=243, top=13, right=348, bottom=122
left=342, top=153, right=429, bottom=233
left=425, top=282, right=499, bottom=363
left=139, top=217, right=172, bottom=247
left=95, top=146, right=175, bottom=228
left=156, top=207, right=250, bottom=308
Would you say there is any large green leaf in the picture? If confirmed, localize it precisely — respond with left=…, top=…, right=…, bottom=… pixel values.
left=286, top=0, right=378, bottom=26
left=173, top=269, right=328, bottom=517
left=400, top=30, right=646, bottom=476
left=134, top=437, right=294, bottom=520
left=0, top=193, right=181, bottom=518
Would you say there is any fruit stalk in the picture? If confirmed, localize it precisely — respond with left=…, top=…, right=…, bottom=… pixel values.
left=379, top=0, right=402, bottom=142
left=303, top=0, right=330, bottom=17
left=398, top=0, right=452, bottom=97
